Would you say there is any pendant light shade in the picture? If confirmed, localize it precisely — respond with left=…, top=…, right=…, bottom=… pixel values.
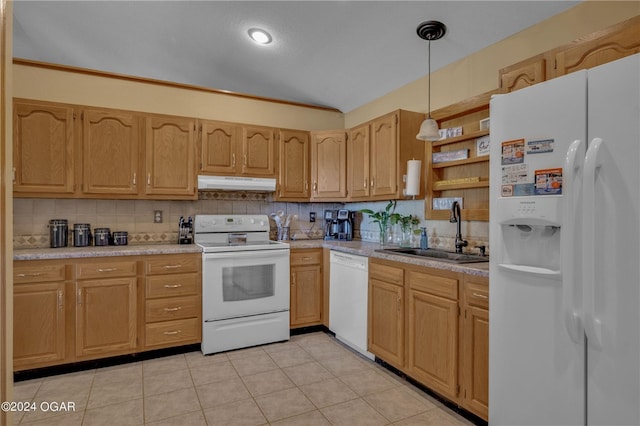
left=415, top=20, right=446, bottom=141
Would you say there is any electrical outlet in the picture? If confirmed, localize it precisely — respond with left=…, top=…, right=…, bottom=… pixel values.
left=309, top=212, right=316, bottom=223
left=154, top=210, right=163, bottom=223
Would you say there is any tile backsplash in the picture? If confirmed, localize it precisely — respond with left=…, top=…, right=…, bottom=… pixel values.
left=13, top=192, right=489, bottom=253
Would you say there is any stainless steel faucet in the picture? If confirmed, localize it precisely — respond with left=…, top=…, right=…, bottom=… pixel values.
left=449, top=201, right=468, bottom=254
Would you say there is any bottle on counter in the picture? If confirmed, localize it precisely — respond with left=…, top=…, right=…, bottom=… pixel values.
left=420, top=227, right=428, bottom=250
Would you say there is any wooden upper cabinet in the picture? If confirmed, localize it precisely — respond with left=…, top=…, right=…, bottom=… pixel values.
left=347, top=124, right=370, bottom=200
left=499, top=55, right=546, bottom=94
left=145, top=115, right=197, bottom=198
left=554, top=15, right=640, bottom=77
left=242, top=125, right=277, bottom=177
left=200, top=120, right=239, bottom=175
left=310, top=130, right=347, bottom=200
left=82, top=109, right=140, bottom=195
left=13, top=99, right=75, bottom=195
left=370, top=112, right=399, bottom=198
left=277, top=129, right=310, bottom=201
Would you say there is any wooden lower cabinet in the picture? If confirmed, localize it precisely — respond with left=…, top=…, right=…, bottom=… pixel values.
left=290, top=249, right=323, bottom=328
left=13, top=252, right=202, bottom=371
left=367, top=258, right=488, bottom=421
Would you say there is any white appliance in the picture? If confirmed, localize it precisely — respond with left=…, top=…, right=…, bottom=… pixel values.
left=489, top=54, right=640, bottom=425
left=194, top=214, right=290, bottom=355
left=197, top=175, right=276, bottom=192
left=329, top=250, right=374, bottom=359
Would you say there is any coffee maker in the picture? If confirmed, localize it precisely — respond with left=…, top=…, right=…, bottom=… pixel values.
left=323, top=209, right=353, bottom=241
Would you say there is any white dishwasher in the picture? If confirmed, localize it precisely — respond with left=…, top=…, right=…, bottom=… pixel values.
left=329, top=250, right=374, bottom=359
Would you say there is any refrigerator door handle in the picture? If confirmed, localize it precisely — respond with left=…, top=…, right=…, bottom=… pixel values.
left=583, top=137, right=604, bottom=350
left=562, top=139, right=584, bottom=344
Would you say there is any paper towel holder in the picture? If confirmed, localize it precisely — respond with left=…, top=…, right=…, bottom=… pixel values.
left=404, top=159, right=422, bottom=198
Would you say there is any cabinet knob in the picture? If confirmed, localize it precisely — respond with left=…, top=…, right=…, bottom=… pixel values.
left=163, top=284, right=183, bottom=288
left=364, top=178, right=367, bottom=188
left=147, top=173, right=151, bottom=186
left=163, top=330, right=182, bottom=335
left=313, top=182, right=317, bottom=192
left=164, top=307, right=182, bottom=312
left=371, top=178, right=375, bottom=188
left=133, top=172, right=137, bottom=185
left=232, top=153, right=236, bottom=168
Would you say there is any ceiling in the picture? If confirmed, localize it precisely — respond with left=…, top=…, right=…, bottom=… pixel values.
left=12, top=1, right=579, bottom=112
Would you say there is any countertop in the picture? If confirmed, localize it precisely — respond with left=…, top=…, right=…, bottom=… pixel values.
left=13, top=240, right=489, bottom=278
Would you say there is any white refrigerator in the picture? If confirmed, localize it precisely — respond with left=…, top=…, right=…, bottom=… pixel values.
left=489, top=53, right=640, bottom=425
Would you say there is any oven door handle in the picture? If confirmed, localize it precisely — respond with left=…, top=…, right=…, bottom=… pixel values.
left=203, top=249, right=290, bottom=260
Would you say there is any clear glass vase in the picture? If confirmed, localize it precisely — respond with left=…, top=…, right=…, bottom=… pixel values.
left=379, top=226, right=392, bottom=247
left=399, top=227, right=412, bottom=248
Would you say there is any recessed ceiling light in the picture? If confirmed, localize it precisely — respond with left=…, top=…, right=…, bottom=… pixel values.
left=248, top=28, right=272, bottom=45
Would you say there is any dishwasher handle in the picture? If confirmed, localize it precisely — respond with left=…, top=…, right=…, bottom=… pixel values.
left=330, top=251, right=368, bottom=270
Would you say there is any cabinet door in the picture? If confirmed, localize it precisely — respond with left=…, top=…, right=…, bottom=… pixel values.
left=145, top=115, right=196, bottom=197
left=462, top=305, right=489, bottom=420
left=290, top=264, right=323, bottom=327
left=370, top=112, right=398, bottom=198
left=200, top=120, right=238, bottom=175
left=13, top=100, right=75, bottom=194
left=368, top=278, right=404, bottom=368
left=347, top=124, right=370, bottom=200
left=310, top=131, right=347, bottom=200
left=13, top=282, right=66, bottom=369
left=242, top=125, right=276, bottom=177
left=82, top=109, right=140, bottom=195
left=75, top=277, right=137, bottom=358
left=278, top=129, right=310, bottom=200
left=499, top=56, right=546, bottom=93
left=407, top=288, right=458, bottom=401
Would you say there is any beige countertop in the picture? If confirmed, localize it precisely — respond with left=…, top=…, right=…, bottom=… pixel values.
left=13, top=240, right=489, bottom=278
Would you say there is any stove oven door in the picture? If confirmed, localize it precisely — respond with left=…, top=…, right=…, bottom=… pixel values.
left=202, top=248, right=290, bottom=321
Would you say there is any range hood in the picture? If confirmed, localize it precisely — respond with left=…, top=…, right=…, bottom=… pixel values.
left=197, top=175, right=276, bottom=192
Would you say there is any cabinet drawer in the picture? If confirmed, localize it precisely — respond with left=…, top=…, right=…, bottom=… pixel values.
left=14, top=262, right=67, bottom=284
left=290, top=249, right=322, bottom=266
left=465, top=281, right=489, bottom=309
left=146, top=295, right=200, bottom=322
left=145, top=254, right=200, bottom=275
left=408, top=270, right=458, bottom=300
left=145, top=318, right=200, bottom=347
left=369, top=262, right=404, bottom=286
left=146, top=273, right=200, bottom=298
left=76, top=260, right=137, bottom=280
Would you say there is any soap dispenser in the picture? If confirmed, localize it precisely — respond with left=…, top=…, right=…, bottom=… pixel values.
left=420, top=227, right=428, bottom=249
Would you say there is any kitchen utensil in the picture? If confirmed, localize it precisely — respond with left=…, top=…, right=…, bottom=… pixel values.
left=49, top=219, right=68, bottom=248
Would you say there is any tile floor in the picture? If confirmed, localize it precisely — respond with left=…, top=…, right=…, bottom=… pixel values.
left=12, top=332, right=473, bottom=425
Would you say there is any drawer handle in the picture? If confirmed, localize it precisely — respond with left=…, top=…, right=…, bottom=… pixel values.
left=164, top=284, right=183, bottom=288
left=17, top=272, right=41, bottom=277
left=163, top=265, right=183, bottom=269
left=164, top=307, right=182, bottom=312
left=97, top=268, right=118, bottom=273
left=163, top=330, right=182, bottom=335
left=300, top=257, right=313, bottom=261
left=472, top=292, right=488, bottom=299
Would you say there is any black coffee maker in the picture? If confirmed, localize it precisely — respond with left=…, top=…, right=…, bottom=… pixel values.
left=323, top=209, right=353, bottom=241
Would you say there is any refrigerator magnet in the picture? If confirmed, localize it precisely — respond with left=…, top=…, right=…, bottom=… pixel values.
left=527, top=139, right=554, bottom=154
left=501, top=139, right=525, bottom=165
left=534, top=168, right=563, bottom=195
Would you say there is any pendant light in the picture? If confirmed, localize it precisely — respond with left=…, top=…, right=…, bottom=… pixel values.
left=416, top=21, right=446, bottom=141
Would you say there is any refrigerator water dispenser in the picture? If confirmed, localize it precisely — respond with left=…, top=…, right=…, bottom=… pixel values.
left=495, top=196, right=563, bottom=279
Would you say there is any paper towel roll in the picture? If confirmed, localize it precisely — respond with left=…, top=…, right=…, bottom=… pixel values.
left=406, top=160, right=422, bottom=196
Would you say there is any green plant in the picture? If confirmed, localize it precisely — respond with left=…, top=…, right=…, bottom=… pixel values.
left=393, top=214, right=421, bottom=233
left=360, top=200, right=398, bottom=234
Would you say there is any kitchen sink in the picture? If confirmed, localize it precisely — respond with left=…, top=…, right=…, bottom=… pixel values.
left=376, top=248, right=489, bottom=264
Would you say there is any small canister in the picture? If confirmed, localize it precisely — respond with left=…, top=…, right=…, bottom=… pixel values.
left=112, top=231, right=128, bottom=246
left=49, top=219, right=68, bottom=248
left=73, top=224, right=92, bottom=247
left=94, top=228, right=111, bottom=246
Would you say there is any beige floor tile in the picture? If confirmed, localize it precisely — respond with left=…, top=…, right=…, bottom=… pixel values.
left=270, top=409, right=331, bottom=426
left=87, top=375, right=143, bottom=410
left=364, top=387, right=433, bottom=422
left=339, top=368, right=399, bottom=396
left=185, top=351, right=228, bottom=369
left=319, top=353, right=372, bottom=376
left=145, top=409, right=207, bottom=426
left=254, top=387, right=315, bottom=422
left=143, top=368, right=194, bottom=397
left=93, top=362, right=142, bottom=387
left=35, top=370, right=95, bottom=397
left=230, top=353, right=279, bottom=376
left=268, top=346, right=315, bottom=368
left=241, top=368, right=295, bottom=397
left=21, top=390, right=89, bottom=424
left=283, top=362, right=334, bottom=386
left=195, top=376, right=252, bottom=409
left=291, top=332, right=334, bottom=348
left=189, top=360, right=239, bottom=386
left=393, top=406, right=469, bottom=425
left=320, top=398, right=389, bottom=426
left=262, top=340, right=302, bottom=354
left=82, top=398, right=143, bottom=426
left=19, top=410, right=84, bottom=425
left=202, top=398, right=267, bottom=426
left=225, top=346, right=267, bottom=361
left=144, top=386, right=201, bottom=423
left=299, top=377, right=359, bottom=408
left=304, top=342, right=355, bottom=361
left=142, top=354, right=188, bottom=377
left=13, top=379, right=42, bottom=401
